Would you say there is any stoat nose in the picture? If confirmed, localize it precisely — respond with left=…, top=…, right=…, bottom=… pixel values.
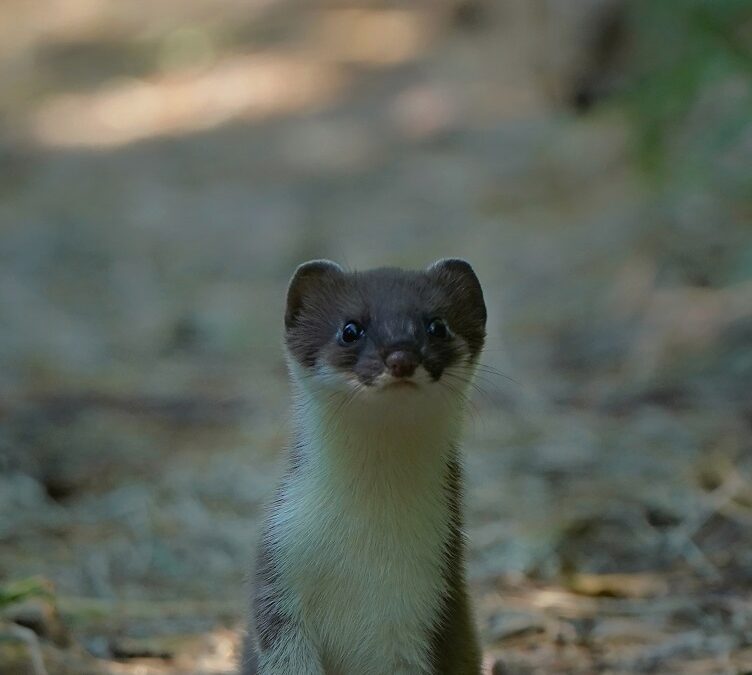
left=385, top=350, right=418, bottom=378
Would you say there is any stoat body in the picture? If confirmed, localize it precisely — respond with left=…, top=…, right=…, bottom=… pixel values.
left=241, top=259, right=487, bottom=675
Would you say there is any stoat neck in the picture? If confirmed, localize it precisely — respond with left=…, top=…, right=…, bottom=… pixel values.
left=291, top=383, right=465, bottom=496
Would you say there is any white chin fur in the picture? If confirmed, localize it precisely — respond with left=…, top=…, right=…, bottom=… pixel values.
left=370, top=368, right=433, bottom=390
left=287, top=358, right=474, bottom=447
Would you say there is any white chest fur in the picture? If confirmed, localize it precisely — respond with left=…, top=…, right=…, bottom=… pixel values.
left=269, top=379, right=463, bottom=675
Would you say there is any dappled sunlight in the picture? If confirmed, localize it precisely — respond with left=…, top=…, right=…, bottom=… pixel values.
left=0, top=0, right=109, bottom=58
left=31, top=53, right=347, bottom=148
left=24, top=6, right=435, bottom=150
left=310, top=8, right=433, bottom=66
left=0, top=0, right=274, bottom=58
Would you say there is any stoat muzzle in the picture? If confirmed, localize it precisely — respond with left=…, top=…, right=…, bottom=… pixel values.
left=241, top=259, right=487, bottom=675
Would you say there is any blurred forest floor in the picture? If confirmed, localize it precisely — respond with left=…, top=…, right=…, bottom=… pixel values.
left=1, top=1, right=751, bottom=673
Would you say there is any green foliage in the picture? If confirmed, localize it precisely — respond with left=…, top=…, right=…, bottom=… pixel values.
left=625, top=0, right=752, bottom=177
left=0, top=577, right=53, bottom=610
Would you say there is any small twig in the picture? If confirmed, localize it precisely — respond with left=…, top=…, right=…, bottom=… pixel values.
left=656, top=470, right=749, bottom=582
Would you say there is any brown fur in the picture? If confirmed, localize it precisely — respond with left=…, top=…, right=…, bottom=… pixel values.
left=429, top=454, right=482, bottom=674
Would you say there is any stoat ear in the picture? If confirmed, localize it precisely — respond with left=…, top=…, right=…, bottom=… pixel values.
left=427, top=258, right=487, bottom=326
left=285, top=259, right=344, bottom=330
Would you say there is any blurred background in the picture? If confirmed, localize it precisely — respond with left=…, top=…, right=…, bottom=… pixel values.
left=1, top=0, right=751, bottom=673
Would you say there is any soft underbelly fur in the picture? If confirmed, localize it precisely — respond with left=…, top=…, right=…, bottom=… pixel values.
left=243, top=445, right=482, bottom=675
left=277, top=481, right=451, bottom=674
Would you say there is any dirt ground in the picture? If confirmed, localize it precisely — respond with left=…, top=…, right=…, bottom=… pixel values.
left=1, top=1, right=751, bottom=673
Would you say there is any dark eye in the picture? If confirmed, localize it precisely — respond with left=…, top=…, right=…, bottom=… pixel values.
left=341, top=321, right=365, bottom=344
left=426, top=318, right=448, bottom=339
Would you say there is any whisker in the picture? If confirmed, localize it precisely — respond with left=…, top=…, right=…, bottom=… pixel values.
left=442, top=371, right=496, bottom=409
left=452, top=362, right=522, bottom=387
left=438, top=376, right=481, bottom=428
left=447, top=368, right=514, bottom=397
left=475, top=363, right=521, bottom=383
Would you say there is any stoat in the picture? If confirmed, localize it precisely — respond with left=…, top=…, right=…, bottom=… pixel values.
left=241, top=259, right=487, bottom=675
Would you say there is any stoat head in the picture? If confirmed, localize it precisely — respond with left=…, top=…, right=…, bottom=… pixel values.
left=284, top=259, right=486, bottom=415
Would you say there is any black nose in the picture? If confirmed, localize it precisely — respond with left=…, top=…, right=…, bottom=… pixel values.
left=385, top=350, right=418, bottom=378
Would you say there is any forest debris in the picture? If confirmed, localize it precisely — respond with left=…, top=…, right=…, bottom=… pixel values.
left=565, top=572, right=668, bottom=598
left=105, top=628, right=239, bottom=673
left=628, top=280, right=752, bottom=380
left=0, top=621, right=48, bottom=675
left=487, top=610, right=545, bottom=642
left=2, top=598, right=70, bottom=647
left=0, top=577, right=54, bottom=608
left=27, top=392, right=248, bottom=427
left=610, top=630, right=738, bottom=671
left=590, top=617, right=666, bottom=645
left=0, top=577, right=68, bottom=647
left=57, top=597, right=241, bottom=624
left=491, top=656, right=535, bottom=675
left=110, top=636, right=175, bottom=660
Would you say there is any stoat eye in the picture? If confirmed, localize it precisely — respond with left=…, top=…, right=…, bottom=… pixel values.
left=340, top=321, right=365, bottom=344
left=426, top=317, right=449, bottom=339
